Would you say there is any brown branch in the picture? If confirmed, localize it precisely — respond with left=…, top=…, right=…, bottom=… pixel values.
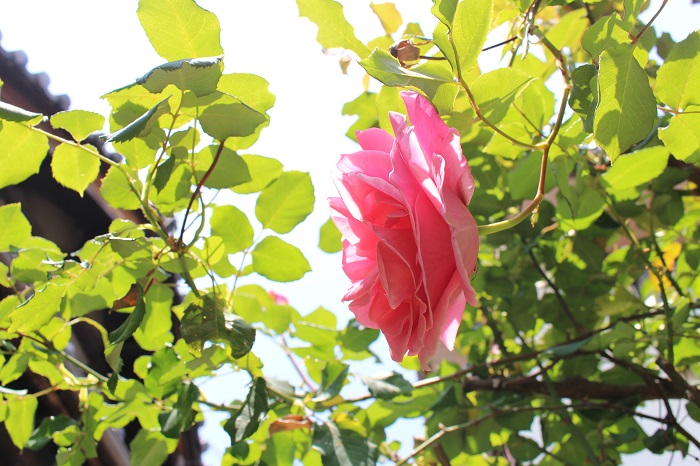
left=461, top=375, right=687, bottom=402
left=657, top=357, right=700, bottom=409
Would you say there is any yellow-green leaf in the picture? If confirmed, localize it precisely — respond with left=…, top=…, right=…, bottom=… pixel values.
left=50, top=110, right=105, bottom=142
left=0, top=204, right=32, bottom=251
left=593, top=44, right=656, bottom=162
left=137, top=0, right=223, bottom=61
left=370, top=3, right=402, bottom=35
left=251, top=236, right=311, bottom=282
left=655, top=30, right=700, bottom=111
left=51, top=143, right=101, bottom=196
left=602, top=146, right=670, bottom=190
left=658, top=107, right=700, bottom=163
left=6, top=397, right=38, bottom=448
left=296, top=0, right=371, bottom=59
left=0, top=122, right=49, bottom=189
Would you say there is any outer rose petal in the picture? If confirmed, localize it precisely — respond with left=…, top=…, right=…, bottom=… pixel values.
left=330, top=91, right=480, bottom=370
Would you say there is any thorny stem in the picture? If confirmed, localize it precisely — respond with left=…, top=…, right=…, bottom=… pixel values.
left=632, top=0, right=668, bottom=45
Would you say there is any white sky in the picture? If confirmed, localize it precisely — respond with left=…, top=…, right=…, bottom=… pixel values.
left=0, top=1, right=698, bottom=464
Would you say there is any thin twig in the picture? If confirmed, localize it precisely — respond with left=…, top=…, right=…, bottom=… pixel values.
left=632, top=0, right=668, bottom=45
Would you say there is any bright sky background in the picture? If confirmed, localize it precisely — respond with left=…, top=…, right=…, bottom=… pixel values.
left=0, top=1, right=698, bottom=464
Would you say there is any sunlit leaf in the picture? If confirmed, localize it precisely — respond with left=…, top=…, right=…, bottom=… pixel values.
left=50, top=143, right=101, bottom=196
left=194, top=145, right=251, bottom=189
left=198, top=98, right=267, bottom=142
left=256, top=171, right=315, bottom=233
left=100, top=165, right=142, bottom=210
left=50, top=110, right=105, bottom=142
left=0, top=203, right=32, bottom=251
left=9, top=283, right=65, bottom=333
left=602, top=146, right=669, bottom=190
left=130, top=429, right=169, bottom=466
left=370, top=3, right=402, bottom=35
left=659, top=107, right=700, bottom=163
left=211, top=205, right=254, bottom=254
left=231, top=154, right=284, bottom=194
left=319, top=217, right=342, bottom=253
left=251, top=236, right=311, bottom=282
left=296, top=0, right=371, bottom=59
left=6, top=397, right=37, bottom=448
left=655, top=30, right=700, bottom=110
left=132, top=56, right=223, bottom=97
left=0, top=121, right=49, bottom=189
left=593, top=43, right=656, bottom=161
left=451, top=0, right=493, bottom=72
left=471, top=68, right=533, bottom=125
left=137, top=0, right=223, bottom=61
left=581, top=14, right=630, bottom=62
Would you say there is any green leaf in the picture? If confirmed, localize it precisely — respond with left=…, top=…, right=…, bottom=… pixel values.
left=370, top=2, right=402, bottom=35
left=471, top=68, right=533, bottom=125
left=6, top=397, right=38, bottom=448
left=451, top=0, right=493, bottom=73
left=130, top=429, right=169, bottom=466
left=0, top=121, right=49, bottom=189
left=135, top=56, right=223, bottom=97
left=508, top=435, right=542, bottom=462
left=224, top=378, right=268, bottom=445
left=313, top=361, right=349, bottom=402
left=105, top=97, right=169, bottom=143
left=312, top=421, right=378, bottom=466
left=602, top=146, right=670, bottom=190
left=160, top=381, right=200, bottom=438
left=231, top=154, right=284, bottom=194
left=0, top=101, right=42, bottom=124
left=50, top=143, right=101, bottom=196
left=50, top=110, right=105, bottom=142
left=296, top=0, right=371, bottom=59
left=251, top=236, right=311, bottom=282
left=593, top=43, right=656, bottom=161
left=359, top=48, right=456, bottom=102
left=342, top=92, right=378, bottom=140
left=581, top=14, right=630, bottom=62
left=194, top=145, right=251, bottom=189
left=0, top=203, right=32, bottom=251
left=569, top=64, right=597, bottom=132
left=137, top=0, right=223, bottom=61
left=100, top=166, right=142, bottom=210
left=659, top=108, right=700, bottom=163
left=211, top=205, right=254, bottom=254
left=218, top=73, right=276, bottom=114
left=556, top=189, right=605, bottom=231
left=180, top=294, right=256, bottom=358
left=256, top=171, right=315, bottom=233
left=545, top=336, right=593, bottom=357
left=431, top=0, right=458, bottom=28
left=9, top=284, right=65, bottom=333
left=655, top=31, right=700, bottom=110
left=108, top=284, right=147, bottom=345
left=319, top=217, right=342, bottom=253
left=360, top=371, right=413, bottom=400
left=27, top=415, right=79, bottom=451
left=198, top=98, right=267, bottom=142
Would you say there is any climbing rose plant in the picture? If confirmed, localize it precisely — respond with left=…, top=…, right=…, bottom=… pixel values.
left=0, top=0, right=699, bottom=465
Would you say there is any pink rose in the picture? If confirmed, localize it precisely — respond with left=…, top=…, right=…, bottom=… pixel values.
left=329, top=91, right=479, bottom=370
left=268, top=291, right=289, bottom=305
